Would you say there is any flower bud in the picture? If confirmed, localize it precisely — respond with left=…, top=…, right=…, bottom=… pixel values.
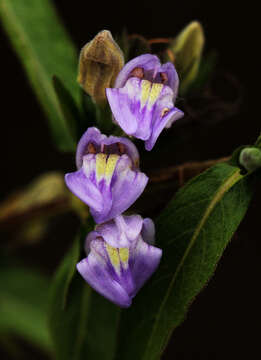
left=77, top=30, right=124, bottom=104
left=239, top=147, right=261, bottom=172
left=169, top=21, right=205, bottom=94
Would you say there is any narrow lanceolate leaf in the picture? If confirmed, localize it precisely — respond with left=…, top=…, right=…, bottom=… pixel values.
left=0, top=0, right=80, bottom=151
left=83, top=291, right=121, bottom=360
left=49, top=220, right=120, bottom=360
left=0, top=266, right=52, bottom=353
left=48, top=228, right=87, bottom=360
left=53, top=76, right=97, bottom=141
left=116, top=160, right=257, bottom=360
left=52, top=76, right=81, bottom=143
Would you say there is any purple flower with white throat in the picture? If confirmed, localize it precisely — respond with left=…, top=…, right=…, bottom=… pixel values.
left=106, top=54, right=184, bottom=151
left=65, top=127, right=148, bottom=224
left=77, top=214, right=162, bottom=307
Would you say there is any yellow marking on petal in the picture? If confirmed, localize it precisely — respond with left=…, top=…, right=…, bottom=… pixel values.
left=105, top=154, right=119, bottom=184
left=140, top=80, right=151, bottom=108
left=161, top=107, right=170, bottom=117
left=106, top=243, right=120, bottom=269
left=148, top=83, right=163, bottom=107
left=119, top=248, right=129, bottom=269
left=96, top=153, right=107, bottom=181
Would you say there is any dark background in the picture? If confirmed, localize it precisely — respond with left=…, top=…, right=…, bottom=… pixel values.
left=0, top=0, right=260, bottom=359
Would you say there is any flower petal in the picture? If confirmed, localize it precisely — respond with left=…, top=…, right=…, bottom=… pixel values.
left=141, top=218, right=156, bottom=245
left=65, top=169, right=103, bottom=212
left=159, top=62, right=179, bottom=101
left=76, top=127, right=106, bottom=169
left=78, top=216, right=162, bottom=307
left=107, top=78, right=161, bottom=141
left=104, top=135, right=140, bottom=169
left=107, top=77, right=183, bottom=150
left=81, top=238, right=133, bottom=307
left=145, top=106, right=184, bottom=151
left=106, top=54, right=183, bottom=150
left=130, top=236, right=162, bottom=296
left=76, top=126, right=140, bottom=169
left=84, top=230, right=100, bottom=255
left=106, top=82, right=139, bottom=136
left=108, top=155, right=148, bottom=221
left=77, top=255, right=132, bottom=308
left=95, top=214, right=143, bottom=248
left=114, top=54, right=161, bottom=88
left=66, top=152, right=148, bottom=224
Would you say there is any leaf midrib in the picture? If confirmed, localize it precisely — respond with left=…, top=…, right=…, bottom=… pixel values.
left=144, top=167, right=242, bottom=359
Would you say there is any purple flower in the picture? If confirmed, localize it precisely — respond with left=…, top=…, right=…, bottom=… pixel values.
left=106, top=54, right=184, bottom=151
left=65, top=127, right=148, bottom=224
left=77, top=215, right=162, bottom=307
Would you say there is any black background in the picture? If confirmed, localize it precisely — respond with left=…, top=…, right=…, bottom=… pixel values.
left=0, top=0, right=260, bottom=359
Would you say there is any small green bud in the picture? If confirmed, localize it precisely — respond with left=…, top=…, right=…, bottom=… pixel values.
left=77, top=30, right=124, bottom=105
left=169, top=21, right=205, bottom=94
left=239, top=147, right=261, bottom=172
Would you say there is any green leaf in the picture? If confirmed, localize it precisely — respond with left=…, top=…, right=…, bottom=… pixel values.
left=49, top=220, right=120, bottom=360
left=0, top=266, right=52, bottom=353
left=0, top=0, right=81, bottom=151
left=83, top=291, right=121, bottom=360
left=52, top=76, right=82, bottom=143
left=53, top=76, right=97, bottom=140
left=78, top=92, right=97, bottom=138
left=48, top=228, right=83, bottom=355
left=115, top=160, right=257, bottom=360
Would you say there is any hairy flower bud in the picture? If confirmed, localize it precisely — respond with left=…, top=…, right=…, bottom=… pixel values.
left=169, top=21, right=205, bottom=94
left=77, top=30, right=124, bottom=104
